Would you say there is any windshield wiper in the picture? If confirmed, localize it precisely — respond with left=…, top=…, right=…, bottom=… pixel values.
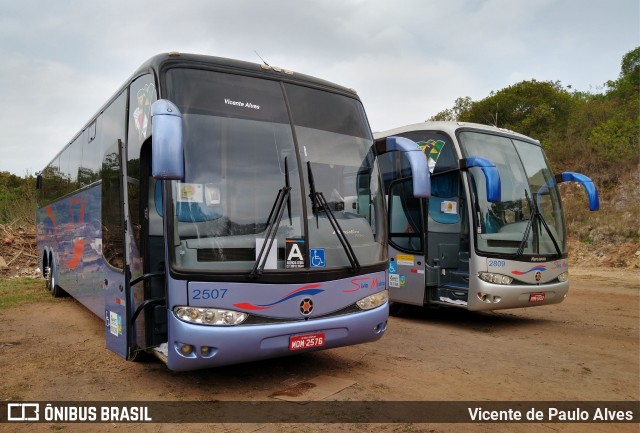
left=284, top=157, right=292, bottom=225
left=250, top=174, right=292, bottom=279
left=515, top=189, right=534, bottom=257
left=515, top=188, right=561, bottom=258
left=307, top=162, right=360, bottom=272
left=534, top=192, right=562, bottom=258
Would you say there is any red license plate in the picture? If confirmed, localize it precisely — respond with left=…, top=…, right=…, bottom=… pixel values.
left=289, top=333, right=325, bottom=351
left=529, top=292, right=545, bottom=302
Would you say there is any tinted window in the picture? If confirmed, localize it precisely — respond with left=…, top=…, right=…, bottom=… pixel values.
left=101, top=91, right=127, bottom=269
left=167, top=69, right=289, bottom=123
left=284, top=84, right=370, bottom=139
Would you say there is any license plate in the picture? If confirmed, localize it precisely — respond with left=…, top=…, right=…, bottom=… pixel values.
left=289, top=333, right=325, bottom=351
left=529, top=292, right=545, bottom=302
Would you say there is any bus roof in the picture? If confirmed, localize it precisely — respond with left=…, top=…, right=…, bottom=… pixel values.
left=134, top=52, right=358, bottom=97
left=373, top=121, right=540, bottom=145
left=40, top=52, right=360, bottom=173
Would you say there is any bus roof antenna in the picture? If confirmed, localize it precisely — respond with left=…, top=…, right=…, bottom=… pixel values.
left=254, top=50, right=270, bottom=67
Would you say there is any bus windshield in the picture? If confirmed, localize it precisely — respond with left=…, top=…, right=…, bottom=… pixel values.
left=459, top=131, right=566, bottom=257
left=164, top=68, right=384, bottom=274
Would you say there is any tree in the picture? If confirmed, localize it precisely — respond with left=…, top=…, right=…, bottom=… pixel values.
left=430, top=96, right=472, bottom=121
left=613, top=46, right=639, bottom=90
left=457, top=80, right=575, bottom=142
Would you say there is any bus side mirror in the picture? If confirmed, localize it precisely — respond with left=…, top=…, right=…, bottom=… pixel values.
left=557, top=172, right=599, bottom=211
left=374, top=136, right=430, bottom=198
left=151, top=99, right=184, bottom=180
left=460, top=156, right=501, bottom=202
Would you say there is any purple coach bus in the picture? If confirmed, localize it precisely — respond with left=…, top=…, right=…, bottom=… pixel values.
left=36, top=53, right=430, bottom=371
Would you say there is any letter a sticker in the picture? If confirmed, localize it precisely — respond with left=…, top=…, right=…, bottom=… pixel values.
left=286, top=238, right=306, bottom=269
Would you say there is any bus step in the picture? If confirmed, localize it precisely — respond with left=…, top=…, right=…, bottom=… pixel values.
left=433, top=285, right=468, bottom=307
left=447, top=270, right=470, bottom=283
left=152, top=343, right=169, bottom=364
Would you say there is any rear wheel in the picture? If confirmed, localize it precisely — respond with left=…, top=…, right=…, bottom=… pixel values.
left=44, top=265, right=53, bottom=290
left=45, top=254, right=65, bottom=298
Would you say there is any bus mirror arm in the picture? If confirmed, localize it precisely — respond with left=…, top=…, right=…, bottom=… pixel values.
left=151, top=99, right=184, bottom=180
left=556, top=172, right=600, bottom=211
left=460, top=157, right=501, bottom=203
left=374, top=136, right=430, bottom=198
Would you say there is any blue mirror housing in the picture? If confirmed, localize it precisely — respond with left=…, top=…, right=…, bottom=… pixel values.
left=151, top=99, right=184, bottom=180
left=460, top=156, right=501, bottom=202
left=375, top=136, right=430, bottom=198
left=558, top=172, right=600, bottom=211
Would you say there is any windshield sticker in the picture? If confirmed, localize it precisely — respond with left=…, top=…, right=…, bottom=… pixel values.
left=441, top=200, right=458, bottom=214
left=417, top=139, right=446, bottom=173
left=133, top=83, right=156, bottom=141
left=176, top=183, right=204, bottom=203
left=285, top=238, right=306, bottom=269
left=224, top=98, right=260, bottom=110
left=310, top=248, right=326, bottom=268
left=204, top=184, right=221, bottom=205
left=256, top=238, right=278, bottom=270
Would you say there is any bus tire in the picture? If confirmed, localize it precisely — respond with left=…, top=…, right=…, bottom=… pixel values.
left=45, top=254, right=66, bottom=298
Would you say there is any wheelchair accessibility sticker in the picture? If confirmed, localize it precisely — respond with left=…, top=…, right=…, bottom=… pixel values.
left=310, top=248, right=325, bottom=268
left=388, top=261, right=397, bottom=274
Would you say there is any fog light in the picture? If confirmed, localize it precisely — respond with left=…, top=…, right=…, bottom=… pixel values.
left=179, top=344, right=193, bottom=356
left=201, top=346, right=211, bottom=356
left=558, top=272, right=568, bottom=282
left=374, top=321, right=387, bottom=333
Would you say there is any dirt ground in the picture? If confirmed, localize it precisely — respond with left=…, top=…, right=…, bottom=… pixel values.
left=0, top=267, right=638, bottom=433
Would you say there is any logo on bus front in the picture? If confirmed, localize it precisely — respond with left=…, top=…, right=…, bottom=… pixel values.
left=299, top=298, right=314, bottom=315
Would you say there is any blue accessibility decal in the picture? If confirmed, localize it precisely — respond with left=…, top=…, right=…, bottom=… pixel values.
left=310, top=248, right=326, bottom=268
left=388, top=261, right=397, bottom=274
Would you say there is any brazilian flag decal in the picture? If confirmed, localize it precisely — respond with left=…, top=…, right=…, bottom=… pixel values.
left=417, top=139, right=446, bottom=173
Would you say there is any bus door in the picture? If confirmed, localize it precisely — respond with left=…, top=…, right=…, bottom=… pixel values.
left=424, top=169, right=469, bottom=306
left=386, top=131, right=469, bottom=306
left=387, top=170, right=468, bottom=306
left=124, top=74, right=165, bottom=358
left=387, top=177, right=427, bottom=305
left=103, top=137, right=132, bottom=359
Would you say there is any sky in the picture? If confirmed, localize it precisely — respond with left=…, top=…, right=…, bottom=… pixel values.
left=0, top=0, right=638, bottom=176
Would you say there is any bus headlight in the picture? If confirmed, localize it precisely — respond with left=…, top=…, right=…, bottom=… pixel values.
left=173, top=306, right=248, bottom=326
left=558, top=272, right=568, bottom=282
left=356, top=290, right=389, bottom=310
left=479, top=272, right=513, bottom=285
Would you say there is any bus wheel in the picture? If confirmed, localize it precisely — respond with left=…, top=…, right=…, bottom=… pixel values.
left=44, top=266, right=53, bottom=290
left=46, top=255, right=65, bottom=298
